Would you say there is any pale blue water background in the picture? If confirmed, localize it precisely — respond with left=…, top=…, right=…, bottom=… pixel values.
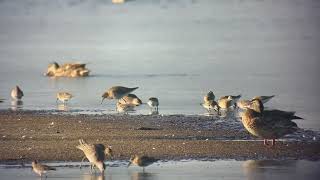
left=0, top=160, right=319, bottom=180
left=0, top=0, right=319, bottom=130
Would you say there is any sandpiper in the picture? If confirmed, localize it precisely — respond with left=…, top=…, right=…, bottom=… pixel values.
left=32, top=160, right=56, bottom=178
left=118, top=94, right=142, bottom=106
left=116, top=102, right=135, bottom=113
left=76, top=139, right=106, bottom=173
left=127, top=155, right=159, bottom=171
left=56, top=92, right=73, bottom=104
left=147, top=97, right=159, bottom=112
left=217, top=97, right=233, bottom=109
left=236, top=99, right=251, bottom=109
left=200, top=100, right=219, bottom=113
left=251, top=95, right=275, bottom=104
left=101, top=86, right=138, bottom=104
left=11, top=85, right=24, bottom=100
left=80, top=144, right=113, bottom=170
left=203, top=91, right=215, bottom=102
left=219, top=94, right=241, bottom=105
left=240, top=99, right=300, bottom=147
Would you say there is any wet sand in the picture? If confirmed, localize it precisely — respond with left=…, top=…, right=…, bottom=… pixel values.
left=0, top=110, right=319, bottom=163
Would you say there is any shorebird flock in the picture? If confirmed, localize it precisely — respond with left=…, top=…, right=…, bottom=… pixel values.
left=1, top=66, right=304, bottom=177
left=32, top=139, right=158, bottom=178
left=201, top=91, right=302, bottom=147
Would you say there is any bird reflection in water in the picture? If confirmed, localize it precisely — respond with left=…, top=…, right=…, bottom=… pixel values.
left=242, top=160, right=297, bottom=180
left=82, top=174, right=105, bottom=180
left=57, top=104, right=70, bottom=111
left=11, top=100, right=23, bottom=111
left=131, top=172, right=155, bottom=180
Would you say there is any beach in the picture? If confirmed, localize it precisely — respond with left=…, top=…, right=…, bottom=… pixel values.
left=0, top=110, right=319, bottom=163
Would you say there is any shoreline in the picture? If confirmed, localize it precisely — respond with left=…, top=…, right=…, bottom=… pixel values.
left=0, top=110, right=319, bottom=163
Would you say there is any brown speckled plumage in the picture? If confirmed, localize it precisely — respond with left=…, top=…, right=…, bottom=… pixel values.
left=240, top=99, right=300, bottom=146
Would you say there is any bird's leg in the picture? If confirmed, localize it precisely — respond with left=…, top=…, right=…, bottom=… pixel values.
left=80, top=156, right=87, bottom=169
left=271, top=139, right=275, bottom=147
left=90, top=164, right=93, bottom=174
left=143, top=167, right=145, bottom=173
left=263, top=139, right=268, bottom=146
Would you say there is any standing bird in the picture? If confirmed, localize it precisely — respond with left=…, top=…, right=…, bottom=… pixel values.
left=219, top=94, right=241, bottom=104
left=101, top=86, right=138, bottom=104
left=118, top=94, right=142, bottom=106
left=203, top=91, right=215, bottom=102
left=237, top=95, right=275, bottom=110
left=80, top=143, right=113, bottom=169
left=248, top=99, right=303, bottom=120
left=236, top=99, right=252, bottom=109
left=251, top=95, right=275, bottom=104
left=32, top=160, right=56, bottom=178
left=116, top=102, right=136, bottom=113
left=217, top=97, right=233, bottom=109
left=11, top=85, right=24, bottom=100
left=147, top=97, right=159, bottom=112
left=76, top=139, right=106, bottom=173
left=240, top=99, right=301, bottom=147
left=127, top=155, right=159, bottom=172
left=200, top=100, right=220, bottom=113
left=56, top=92, right=73, bottom=104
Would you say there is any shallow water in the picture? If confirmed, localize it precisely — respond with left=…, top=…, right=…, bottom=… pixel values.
left=0, top=160, right=319, bottom=180
left=0, top=0, right=319, bottom=130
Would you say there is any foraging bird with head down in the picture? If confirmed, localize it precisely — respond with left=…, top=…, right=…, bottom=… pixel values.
left=219, top=94, right=241, bottom=107
left=116, top=102, right=136, bottom=113
left=80, top=143, right=113, bottom=170
left=101, top=86, right=138, bottom=104
left=76, top=139, right=108, bottom=173
left=200, top=100, right=220, bottom=113
left=128, top=155, right=159, bottom=171
left=32, top=160, right=56, bottom=178
left=118, top=94, right=142, bottom=106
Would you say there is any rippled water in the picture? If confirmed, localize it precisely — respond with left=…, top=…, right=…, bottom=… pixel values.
left=0, top=160, right=319, bottom=180
left=0, top=0, right=319, bottom=130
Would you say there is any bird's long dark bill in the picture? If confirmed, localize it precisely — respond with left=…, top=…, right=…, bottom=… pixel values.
left=101, top=98, right=105, bottom=104
left=127, top=162, right=131, bottom=168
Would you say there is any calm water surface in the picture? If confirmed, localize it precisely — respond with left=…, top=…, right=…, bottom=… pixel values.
left=0, top=0, right=319, bottom=130
left=0, top=160, right=319, bottom=180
